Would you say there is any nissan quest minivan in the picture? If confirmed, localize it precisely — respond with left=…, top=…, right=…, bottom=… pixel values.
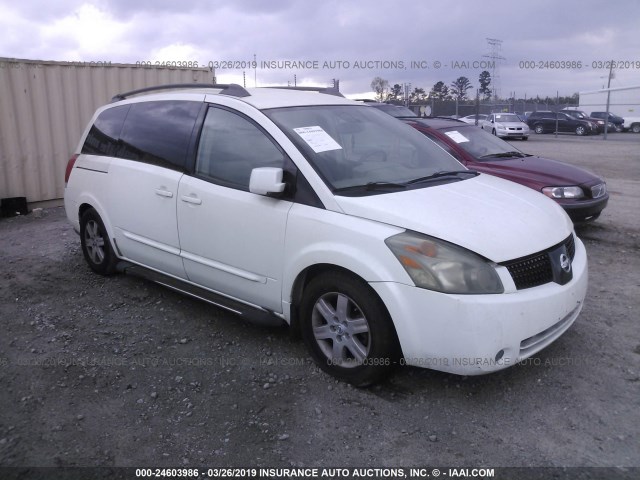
left=64, top=84, right=588, bottom=386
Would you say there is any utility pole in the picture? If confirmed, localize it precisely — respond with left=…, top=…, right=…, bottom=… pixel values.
left=604, top=60, right=614, bottom=140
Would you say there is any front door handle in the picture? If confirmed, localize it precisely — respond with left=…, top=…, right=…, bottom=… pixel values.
left=181, top=195, right=202, bottom=205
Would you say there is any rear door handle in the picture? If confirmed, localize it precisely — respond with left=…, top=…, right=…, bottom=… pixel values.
left=181, top=195, right=202, bottom=205
left=155, top=189, right=173, bottom=198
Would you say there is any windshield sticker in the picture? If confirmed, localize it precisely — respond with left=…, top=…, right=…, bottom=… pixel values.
left=293, top=126, right=342, bottom=153
left=444, top=131, right=470, bottom=143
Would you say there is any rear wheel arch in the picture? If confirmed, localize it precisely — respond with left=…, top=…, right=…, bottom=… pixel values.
left=79, top=207, right=119, bottom=275
left=78, top=202, right=93, bottom=222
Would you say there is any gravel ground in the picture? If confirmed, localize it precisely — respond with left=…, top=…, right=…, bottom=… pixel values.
left=0, top=134, right=639, bottom=476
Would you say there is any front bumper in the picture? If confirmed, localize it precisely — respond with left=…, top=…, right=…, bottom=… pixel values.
left=558, top=194, right=609, bottom=222
left=497, top=127, right=529, bottom=138
left=370, top=236, right=588, bottom=375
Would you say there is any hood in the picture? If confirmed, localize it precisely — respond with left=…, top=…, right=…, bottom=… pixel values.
left=472, top=155, right=603, bottom=190
left=495, top=121, right=528, bottom=128
left=334, top=174, right=573, bottom=263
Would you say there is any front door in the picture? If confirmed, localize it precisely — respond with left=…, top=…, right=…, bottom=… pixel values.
left=177, top=106, right=292, bottom=312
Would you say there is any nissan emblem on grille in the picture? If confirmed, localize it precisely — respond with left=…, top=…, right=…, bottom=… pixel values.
left=560, top=253, right=571, bottom=273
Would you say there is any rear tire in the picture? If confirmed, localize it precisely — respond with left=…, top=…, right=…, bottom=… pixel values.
left=534, top=124, right=544, bottom=134
left=631, top=123, right=640, bottom=133
left=80, top=208, right=118, bottom=275
left=300, top=271, right=399, bottom=387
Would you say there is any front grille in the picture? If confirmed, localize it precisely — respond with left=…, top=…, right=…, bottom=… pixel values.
left=501, top=234, right=576, bottom=290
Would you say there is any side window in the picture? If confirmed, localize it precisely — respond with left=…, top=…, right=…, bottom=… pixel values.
left=82, top=105, right=130, bottom=156
left=195, top=107, right=285, bottom=190
left=119, top=101, right=201, bottom=171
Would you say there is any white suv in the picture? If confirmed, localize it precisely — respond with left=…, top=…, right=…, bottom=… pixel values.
left=64, top=84, right=588, bottom=386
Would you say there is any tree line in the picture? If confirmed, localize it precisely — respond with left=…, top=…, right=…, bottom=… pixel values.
left=370, top=73, right=578, bottom=105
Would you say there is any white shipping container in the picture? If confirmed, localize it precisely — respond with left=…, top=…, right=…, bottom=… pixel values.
left=578, top=85, right=640, bottom=116
left=0, top=58, right=213, bottom=206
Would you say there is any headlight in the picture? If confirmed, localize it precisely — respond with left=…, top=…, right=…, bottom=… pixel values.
left=542, top=186, right=585, bottom=199
left=385, top=231, right=504, bottom=294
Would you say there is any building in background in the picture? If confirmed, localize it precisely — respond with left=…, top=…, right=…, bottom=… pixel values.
left=0, top=58, right=213, bottom=207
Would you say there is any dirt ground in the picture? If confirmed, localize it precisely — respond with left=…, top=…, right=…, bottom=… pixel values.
left=0, top=134, right=639, bottom=477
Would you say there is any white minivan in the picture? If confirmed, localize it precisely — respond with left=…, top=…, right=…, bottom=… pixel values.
left=64, top=84, right=588, bottom=386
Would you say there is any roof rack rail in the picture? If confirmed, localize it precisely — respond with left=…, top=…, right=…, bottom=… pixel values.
left=264, top=86, right=344, bottom=98
left=111, top=83, right=250, bottom=102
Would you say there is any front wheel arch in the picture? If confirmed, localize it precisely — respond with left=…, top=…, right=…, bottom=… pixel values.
left=299, top=269, right=401, bottom=386
left=290, top=264, right=368, bottom=336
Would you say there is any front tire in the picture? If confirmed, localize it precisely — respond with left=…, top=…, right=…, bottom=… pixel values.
left=631, top=123, right=640, bottom=134
left=80, top=208, right=118, bottom=275
left=300, top=271, right=399, bottom=387
left=575, top=125, right=586, bottom=136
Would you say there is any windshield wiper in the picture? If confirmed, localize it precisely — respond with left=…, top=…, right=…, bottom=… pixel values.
left=480, top=151, right=527, bottom=158
left=405, top=170, right=479, bottom=185
left=334, top=181, right=407, bottom=193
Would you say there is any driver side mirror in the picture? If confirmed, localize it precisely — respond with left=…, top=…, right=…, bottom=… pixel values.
left=249, top=167, right=286, bottom=197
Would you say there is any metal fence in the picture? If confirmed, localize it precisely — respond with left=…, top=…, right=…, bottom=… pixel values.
left=406, top=99, right=579, bottom=117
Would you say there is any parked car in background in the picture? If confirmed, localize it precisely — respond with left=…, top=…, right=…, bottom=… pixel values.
left=560, top=109, right=607, bottom=133
left=527, top=111, right=596, bottom=136
left=399, top=117, right=608, bottom=223
left=622, top=116, right=640, bottom=133
left=459, top=114, right=488, bottom=124
left=480, top=113, right=530, bottom=140
left=362, top=103, right=418, bottom=118
left=590, top=112, right=624, bottom=132
left=64, top=84, right=589, bottom=385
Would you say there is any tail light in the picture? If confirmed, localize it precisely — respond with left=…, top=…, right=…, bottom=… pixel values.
left=65, top=154, right=78, bottom=185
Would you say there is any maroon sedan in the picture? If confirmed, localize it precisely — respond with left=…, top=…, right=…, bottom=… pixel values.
left=403, top=117, right=609, bottom=223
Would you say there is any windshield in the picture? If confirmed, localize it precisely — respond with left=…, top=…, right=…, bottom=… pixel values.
left=265, top=105, right=465, bottom=192
left=493, top=114, right=521, bottom=123
left=440, top=126, right=529, bottom=160
left=569, top=111, right=588, bottom=119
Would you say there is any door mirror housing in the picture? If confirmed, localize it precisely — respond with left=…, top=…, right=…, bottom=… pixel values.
left=249, top=167, right=286, bottom=197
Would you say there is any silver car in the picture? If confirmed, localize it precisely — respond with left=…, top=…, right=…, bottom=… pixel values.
left=481, top=113, right=530, bottom=140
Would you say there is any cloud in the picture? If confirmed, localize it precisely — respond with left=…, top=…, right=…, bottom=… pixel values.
left=1, top=0, right=639, bottom=96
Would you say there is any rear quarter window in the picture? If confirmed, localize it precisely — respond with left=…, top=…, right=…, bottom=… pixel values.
left=82, top=105, right=130, bottom=157
left=118, top=101, right=202, bottom=171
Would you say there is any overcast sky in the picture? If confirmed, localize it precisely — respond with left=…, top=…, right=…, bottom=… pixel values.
left=2, top=0, right=639, bottom=99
